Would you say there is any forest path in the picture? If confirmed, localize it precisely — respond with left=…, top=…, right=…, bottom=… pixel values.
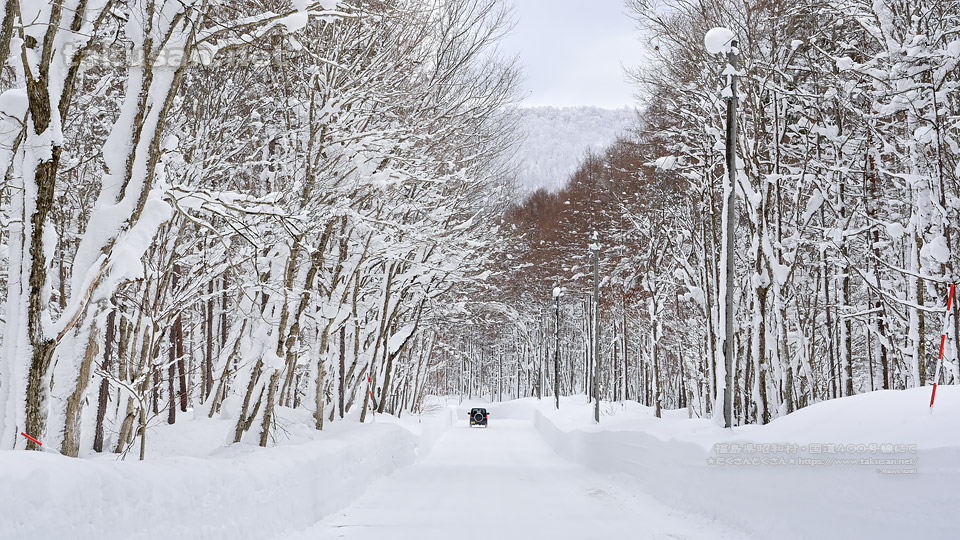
left=287, top=418, right=748, bottom=540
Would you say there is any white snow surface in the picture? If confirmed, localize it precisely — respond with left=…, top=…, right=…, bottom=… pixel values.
left=288, top=416, right=743, bottom=540
left=1, top=387, right=957, bottom=539
left=530, top=388, right=959, bottom=540
left=705, top=27, right=735, bottom=54
left=0, top=406, right=451, bottom=540
left=653, top=155, right=678, bottom=170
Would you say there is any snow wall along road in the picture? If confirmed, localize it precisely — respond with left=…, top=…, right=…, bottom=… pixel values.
left=523, top=389, right=960, bottom=540
left=0, top=408, right=454, bottom=540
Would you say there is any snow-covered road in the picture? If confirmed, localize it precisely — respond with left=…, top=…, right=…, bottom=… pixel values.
left=288, top=418, right=746, bottom=540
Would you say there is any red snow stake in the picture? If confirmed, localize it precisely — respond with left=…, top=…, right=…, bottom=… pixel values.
left=367, top=372, right=376, bottom=419
left=20, top=432, right=42, bottom=446
left=930, top=284, right=955, bottom=409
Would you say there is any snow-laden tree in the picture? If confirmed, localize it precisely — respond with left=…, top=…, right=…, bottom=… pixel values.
left=0, top=0, right=520, bottom=456
left=467, top=0, right=960, bottom=427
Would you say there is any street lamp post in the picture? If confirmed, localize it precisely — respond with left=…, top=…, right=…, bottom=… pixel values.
left=552, top=286, right=564, bottom=410
left=536, top=310, right=543, bottom=400
left=589, top=231, right=601, bottom=424
left=705, top=27, right=738, bottom=428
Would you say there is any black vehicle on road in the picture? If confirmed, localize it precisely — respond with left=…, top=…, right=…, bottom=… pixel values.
left=469, top=407, right=489, bottom=427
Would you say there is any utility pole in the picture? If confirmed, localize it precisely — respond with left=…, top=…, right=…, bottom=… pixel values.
left=553, top=286, right=564, bottom=409
left=590, top=231, right=601, bottom=423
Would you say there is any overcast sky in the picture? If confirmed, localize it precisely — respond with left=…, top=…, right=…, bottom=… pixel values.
left=498, top=0, right=645, bottom=109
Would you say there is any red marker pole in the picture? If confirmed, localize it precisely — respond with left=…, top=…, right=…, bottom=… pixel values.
left=20, top=432, right=42, bottom=446
left=20, top=431, right=63, bottom=454
left=367, top=372, right=376, bottom=420
left=930, top=283, right=955, bottom=409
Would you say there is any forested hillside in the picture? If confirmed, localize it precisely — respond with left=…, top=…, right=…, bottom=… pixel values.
left=513, top=106, right=636, bottom=194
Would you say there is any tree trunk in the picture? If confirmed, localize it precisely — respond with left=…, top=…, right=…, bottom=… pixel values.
left=167, top=337, right=177, bottom=425
left=205, top=280, right=215, bottom=399
left=338, top=325, right=346, bottom=419
left=94, top=308, right=117, bottom=452
left=61, top=320, right=100, bottom=457
left=175, top=312, right=187, bottom=412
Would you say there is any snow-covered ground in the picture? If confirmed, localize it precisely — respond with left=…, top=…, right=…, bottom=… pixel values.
left=0, top=407, right=450, bottom=540
left=1, top=387, right=957, bottom=539
left=287, top=417, right=742, bottom=540
left=528, top=387, right=960, bottom=539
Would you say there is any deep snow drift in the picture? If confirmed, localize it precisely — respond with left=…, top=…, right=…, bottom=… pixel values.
left=0, top=406, right=451, bottom=540
left=1, top=387, right=956, bottom=540
left=526, top=386, right=960, bottom=540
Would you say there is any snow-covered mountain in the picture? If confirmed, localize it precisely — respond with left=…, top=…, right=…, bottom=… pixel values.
left=513, top=106, right=636, bottom=195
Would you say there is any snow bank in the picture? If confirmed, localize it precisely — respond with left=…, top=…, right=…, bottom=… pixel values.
left=526, top=388, right=960, bottom=540
left=375, top=400, right=453, bottom=458
left=0, top=407, right=454, bottom=540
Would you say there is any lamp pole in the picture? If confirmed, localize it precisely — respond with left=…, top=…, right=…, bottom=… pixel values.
left=721, top=40, right=739, bottom=429
left=705, top=27, right=739, bottom=428
left=552, top=286, right=564, bottom=409
left=536, top=310, right=543, bottom=400
left=590, top=231, right=601, bottom=423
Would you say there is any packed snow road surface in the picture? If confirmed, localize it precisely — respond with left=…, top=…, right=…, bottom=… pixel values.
left=289, top=418, right=746, bottom=540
